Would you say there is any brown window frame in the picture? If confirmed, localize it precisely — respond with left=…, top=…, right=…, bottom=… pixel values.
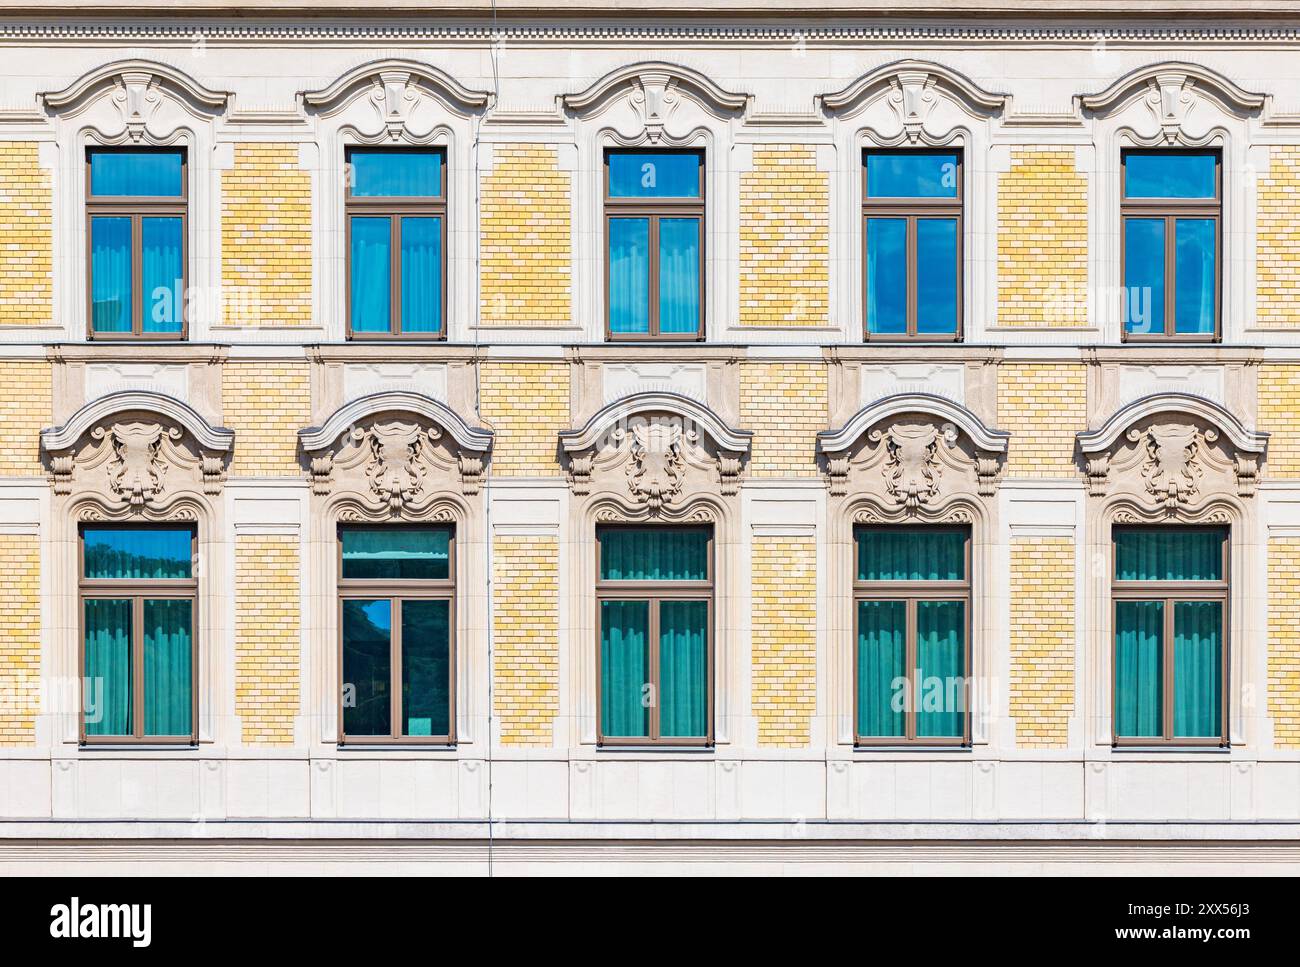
left=852, top=525, right=972, bottom=747
left=1111, top=525, right=1229, bottom=748
left=603, top=148, right=706, bottom=342
left=594, top=525, right=714, bottom=747
left=85, top=146, right=189, bottom=341
left=862, top=148, right=963, bottom=343
left=344, top=146, right=448, bottom=340
left=1120, top=148, right=1222, bottom=343
left=336, top=524, right=457, bottom=746
left=77, top=523, right=198, bottom=746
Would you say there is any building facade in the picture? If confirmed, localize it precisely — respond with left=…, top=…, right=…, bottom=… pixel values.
left=2, top=1, right=1300, bottom=873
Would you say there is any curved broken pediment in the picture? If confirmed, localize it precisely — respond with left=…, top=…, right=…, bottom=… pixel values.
left=42, top=59, right=231, bottom=141
left=1079, top=61, right=1266, bottom=144
left=563, top=61, right=748, bottom=143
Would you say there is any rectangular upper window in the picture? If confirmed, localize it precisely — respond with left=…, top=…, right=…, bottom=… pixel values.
left=596, top=526, right=712, bottom=745
left=1121, top=150, right=1220, bottom=340
left=80, top=525, right=196, bottom=744
left=863, top=150, right=961, bottom=341
left=854, top=526, right=969, bottom=745
left=346, top=148, right=446, bottom=339
left=86, top=147, right=187, bottom=339
left=1112, top=526, right=1227, bottom=746
left=338, top=526, right=455, bottom=744
left=605, top=149, right=704, bottom=340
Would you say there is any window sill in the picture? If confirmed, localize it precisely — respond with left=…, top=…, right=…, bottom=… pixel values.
left=1111, top=745, right=1230, bottom=753
left=595, top=744, right=714, bottom=753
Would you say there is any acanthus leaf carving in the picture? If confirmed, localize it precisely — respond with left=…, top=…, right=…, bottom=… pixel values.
left=1133, top=423, right=1209, bottom=513
left=364, top=421, right=432, bottom=514
left=626, top=419, right=686, bottom=513
left=99, top=421, right=174, bottom=509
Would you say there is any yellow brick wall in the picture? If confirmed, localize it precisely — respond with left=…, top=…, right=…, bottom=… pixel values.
left=996, top=363, right=1087, bottom=477
left=221, top=361, right=310, bottom=476
left=739, top=363, right=827, bottom=477
left=1259, top=364, right=1300, bottom=478
left=478, top=361, right=569, bottom=476
left=1009, top=537, right=1075, bottom=748
left=1268, top=538, right=1300, bottom=748
left=0, top=361, right=51, bottom=477
left=480, top=144, right=571, bottom=326
left=997, top=148, right=1088, bottom=327
left=1256, top=147, right=1300, bottom=328
left=751, top=535, right=817, bottom=747
left=234, top=534, right=300, bottom=746
left=221, top=143, right=312, bottom=327
left=493, top=534, right=559, bottom=745
left=0, top=143, right=52, bottom=326
left=739, top=145, right=829, bottom=327
left=0, top=535, right=40, bottom=745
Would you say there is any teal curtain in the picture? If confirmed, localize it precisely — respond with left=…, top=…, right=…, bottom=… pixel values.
left=90, top=216, right=132, bottom=333
left=599, top=527, right=708, bottom=581
left=1174, top=601, right=1222, bottom=738
left=856, top=527, right=965, bottom=582
left=89, top=150, right=183, bottom=197
left=609, top=217, right=650, bottom=334
left=659, top=600, right=707, bottom=737
left=916, top=601, right=964, bottom=738
left=342, top=599, right=392, bottom=736
left=349, top=150, right=442, bottom=197
left=143, top=599, right=191, bottom=737
left=142, top=216, right=184, bottom=334
left=866, top=217, right=906, bottom=335
left=341, top=527, right=450, bottom=580
left=83, top=527, right=192, bottom=580
left=1114, top=527, right=1224, bottom=581
left=84, top=599, right=132, bottom=736
left=1115, top=600, right=1164, bottom=737
left=600, top=600, right=649, bottom=737
left=658, top=217, right=700, bottom=335
left=350, top=216, right=391, bottom=333
left=857, top=600, right=905, bottom=738
left=400, top=216, right=442, bottom=334
left=401, top=599, right=450, bottom=737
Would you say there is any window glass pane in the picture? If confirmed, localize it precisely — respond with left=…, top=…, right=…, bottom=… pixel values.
left=349, top=150, right=441, bottom=197
left=341, top=527, right=450, bottom=581
left=916, top=218, right=958, bottom=334
left=1174, top=218, right=1216, bottom=335
left=84, top=599, right=132, bottom=736
left=608, top=152, right=700, bottom=198
left=142, top=217, right=183, bottom=334
left=350, top=216, right=391, bottom=333
left=916, top=601, right=965, bottom=738
left=857, top=600, right=905, bottom=738
left=659, top=600, right=707, bottom=737
left=1114, top=527, right=1224, bottom=582
left=866, top=152, right=959, bottom=198
left=401, top=599, right=451, bottom=738
left=90, top=150, right=183, bottom=197
left=90, top=216, right=132, bottom=334
left=1124, top=218, right=1165, bottom=335
left=866, top=217, right=906, bottom=334
left=1115, top=600, right=1164, bottom=737
left=143, top=599, right=192, bottom=737
left=1124, top=152, right=1216, bottom=199
left=342, top=599, right=392, bottom=736
left=1174, top=601, right=1222, bottom=738
left=83, top=527, right=192, bottom=580
left=599, top=527, right=709, bottom=581
left=608, top=217, right=650, bottom=334
left=600, top=600, right=650, bottom=737
left=658, top=217, right=701, bottom=335
left=400, top=216, right=442, bottom=334
left=856, top=527, right=965, bottom=582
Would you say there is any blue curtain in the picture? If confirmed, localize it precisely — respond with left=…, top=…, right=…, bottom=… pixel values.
left=1114, top=527, right=1224, bottom=582
left=84, top=599, right=132, bottom=736
left=607, top=152, right=700, bottom=198
left=857, top=600, right=905, bottom=738
left=609, top=217, right=650, bottom=334
left=350, top=216, right=391, bottom=333
left=142, top=216, right=184, bottom=334
left=916, top=601, right=965, bottom=738
left=866, top=152, right=958, bottom=199
left=342, top=599, right=392, bottom=736
left=90, top=216, right=132, bottom=333
left=856, top=527, right=965, bottom=582
left=659, top=600, right=707, bottom=737
left=83, top=527, right=192, bottom=580
left=658, top=217, right=700, bottom=335
left=90, top=151, right=183, bottom=197
left=599, top=527, right=708, bottom=581
left=400, top=216, right=442, bottom=334
left=866, top=217, right=907, bottom=335
left=341, top=527, right=450, bottom=580
left=1124, top=152, right=1216, bottom=199
left=349, top=150, right=441, bottom=197
left=1174, top=218, right=1216, bottom=335
left=401, top=599, right=450, bottom=737
left=1174, top=601, right=1222, bottom=738
left=916, top=218, right=958, bottom=335
left=600, top=600, right=649, bottom=737
left=1115, top=600, right=1163, bottom=737
left=1124, top=218, right=1166, bottom=335
left=143, top=599, right=191, bottom=737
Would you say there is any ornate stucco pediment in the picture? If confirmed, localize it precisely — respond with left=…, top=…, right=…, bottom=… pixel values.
left=817, top=393, right=1009, bottom=510
left=559, top=392, right=751, bottom=515
left=1077, top=393, right=1268, bottom=514
left=562, top=61, right=749, bottom=144
left=40, top=391, right=234, bottom=511
left=298, top=391, right=493, bottom=515
left=42, top=59, right=231, bottom=141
